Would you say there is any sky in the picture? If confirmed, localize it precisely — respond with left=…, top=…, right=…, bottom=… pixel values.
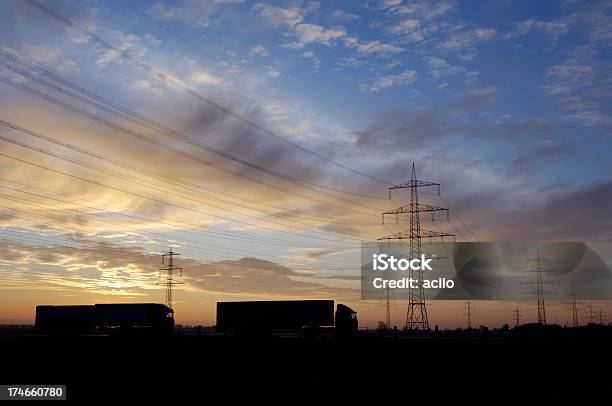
left=0, top=0, right=611, bottom=327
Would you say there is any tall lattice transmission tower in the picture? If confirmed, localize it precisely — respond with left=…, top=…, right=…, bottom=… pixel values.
left=378, top=163, right=454, bottom=331
left=159, top=247, right=183, bottom=309
left=526, top=251, right=549, bottom=325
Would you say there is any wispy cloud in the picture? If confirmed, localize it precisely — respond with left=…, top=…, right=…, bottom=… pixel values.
left=361, top=69, right=417, bottom=92
left=380, top=0, right=456, bottom=20
left=329, top=9, right=361, bottom=23
left=423, top=56, right=466, bottom=78
left=541, top=20, right=612, bottom=130
left=251, top=2, right=305, bottom=28
left=254, top=2, right=405, bottom=56
left=0, top=240, right=358, bottom=298
left=439, top=27, right=496, bottom=51
left=349, top=40, right=405, bottom=55
left=248, top=44, right=269, bottom=57
left=1, top=0, right=612, bottom=327
left=283, top=23, right=349, bottom=49
left=150, top=0, right=244, bottom=28
left=21, top=45, right=76, bottom=74
left=520, top=19, right=569, bottom=41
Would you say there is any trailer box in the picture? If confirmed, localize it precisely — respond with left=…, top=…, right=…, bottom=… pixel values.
left=216, top=300, right=334, bottom=333
left=94, top=303, right=174, bottom=333
left=35, top=305, right=96, bottom=335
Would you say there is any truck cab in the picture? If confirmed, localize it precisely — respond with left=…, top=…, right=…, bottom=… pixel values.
left=335, top=304, right=358, bottom=336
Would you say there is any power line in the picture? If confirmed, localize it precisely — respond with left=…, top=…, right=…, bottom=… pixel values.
left=10, top=1, right=494, bottom=270
left=121, top=0, right=351, bottom=149
left=0, top=117, right=381, bottom=228
left=0, top=119, right=382, bottom=235
left=0, top=194, right=304, bottom=258
left=438, top=195, right=480, bottom=242
left=0, top=229, right=273, bottom=285
left=0, top=180, right=340, bottom=249
left=0, top=130, right=373, bottom=243
left=0, top=49, right=387, bottom=201
left=0, top=180, right=364, bottom=270
left=0, top=220, right=361, bottom=272
left=0, top=182, right=367, bottom=263
left=0, top=51, right=489, bottom=241
left=0, top=227, right=166, bottom=259
left=24, top=0, right=392, bottom=186
left=0, top=72, right=382, bottom=217
left=0, top=150, right=369, bottom=245
left=1, top=209, right=361, bottom=273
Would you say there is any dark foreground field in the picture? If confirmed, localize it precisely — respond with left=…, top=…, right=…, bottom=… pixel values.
left=2, top=333, right=610, bottom=402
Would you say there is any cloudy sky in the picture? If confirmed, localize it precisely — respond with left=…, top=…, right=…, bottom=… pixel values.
left=0, top=0, right=611, bottom=327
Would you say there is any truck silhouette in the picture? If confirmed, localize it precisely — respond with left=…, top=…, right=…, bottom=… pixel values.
left=216, top=300, right=358, bottom=336
left=35, top=303, right=174, bottom=335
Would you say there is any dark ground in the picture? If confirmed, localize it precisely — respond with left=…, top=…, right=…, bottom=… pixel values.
left=2, top=334, right=610, bottom=403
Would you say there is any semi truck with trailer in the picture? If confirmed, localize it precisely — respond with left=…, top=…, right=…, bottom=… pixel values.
left=216, top=300, right=358, bottom=336
left=35, top=303, right=174, bottom=335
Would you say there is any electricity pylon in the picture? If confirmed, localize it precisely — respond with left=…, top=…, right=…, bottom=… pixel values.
left=385, top=286, right=391, bottom=329
left=514, top=306, right=522, bottom=327
left=464, top=300, right=473, bottom=330
left=377, top=286, right=397, bottom=330
left=585, top=303, right=595, bottom=325
left=525, top=251, right=551, bottom=325
left=562, top=284, right=582, bottom=328
left=158, top=247, right=183, bottom=309
left=569, top=294, right=580, bottom=328
left=378, top=163, right=454, bottom=331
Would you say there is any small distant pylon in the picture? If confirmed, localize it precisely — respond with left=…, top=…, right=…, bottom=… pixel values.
left=378, top=163, right=455, bottom=331
left=596, top=308, right=608, bottom=325
left=570, top=294, right=580, bottom=328
left=562, top=286, right=582, bottom=328
left=385, top=286, right=391, bottom=330
left=464, top=300, right=473, bottom=330
left=514, top=306, right=522, bottom=327
left=378, top=285, right=399, bottom=331
left=534, top=253, right=546, bottom=325
left=585, top=303, right=595, bottom=325
left=158, top=247, right=183, bottom=309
